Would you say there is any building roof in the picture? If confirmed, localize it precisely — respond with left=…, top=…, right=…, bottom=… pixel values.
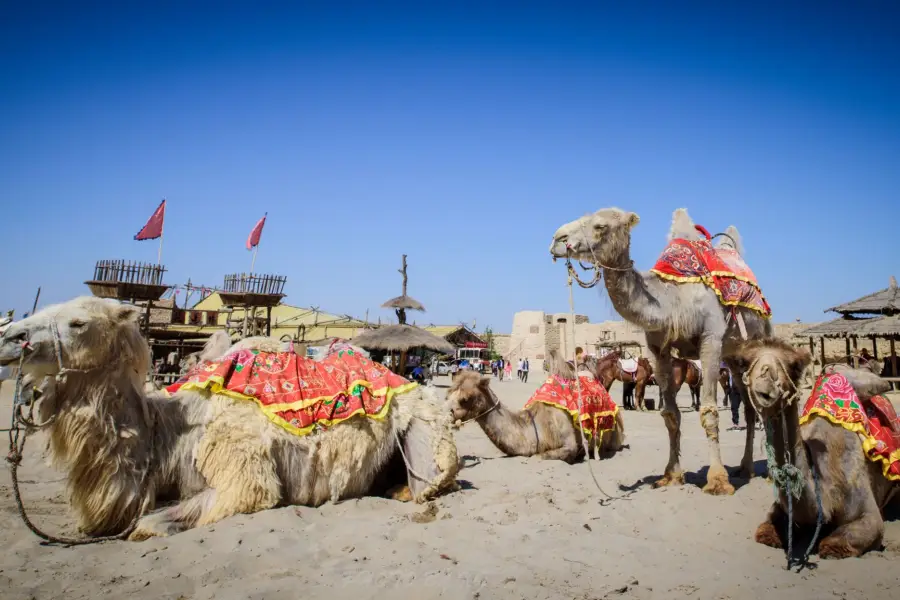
left=799, top=314, right=900, bottom=338
left=826, top=276, right=899, bottom=315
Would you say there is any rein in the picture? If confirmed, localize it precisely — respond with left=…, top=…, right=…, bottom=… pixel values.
left=745, top=355, right=824, bottom=571
left=5, top=319, right=156, bottom=545
left=452, top=387, right=502, bottom=428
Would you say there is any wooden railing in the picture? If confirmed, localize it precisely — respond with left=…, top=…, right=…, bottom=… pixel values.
left=93, top=260, right=166, bottom=285
left=223, top=273, right=286, bottom=295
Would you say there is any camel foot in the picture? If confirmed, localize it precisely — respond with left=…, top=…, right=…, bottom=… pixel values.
left=702, top=471, right=735, bottom=496
left=652, top=472, right=685, bottom=488
left=738, top=462, right=754, bottom=480
left=128, top=525, right=171, bottom=542
left=818, top=535, right=861, bottom=560
left=388, top=485, right=413, bottom=502
left=754, top=522, right=783, bottom=549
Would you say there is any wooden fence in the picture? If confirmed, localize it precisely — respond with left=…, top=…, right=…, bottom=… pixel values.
left=223, top=273, right=286, bottom=295
left=93, top=260, right=166, bottom=285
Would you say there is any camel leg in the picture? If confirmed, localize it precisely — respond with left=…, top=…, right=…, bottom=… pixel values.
left=129, top=488, right=218, bottom=541
left=651, top=349, right=684, bottom=488
left=699, top=337, right=734, bottom=496
left=539, top=425, right=583, bottom=464
left=754, top=502, right=787, bottom=549
left=818, top=511, right=885, bottom=559
left=728, top=370, right=756, bottom=479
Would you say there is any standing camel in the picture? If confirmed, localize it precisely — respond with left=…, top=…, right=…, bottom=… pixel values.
left=550, top=208, right=772, bottom=495
left=672, top=358, right=703, bottom=411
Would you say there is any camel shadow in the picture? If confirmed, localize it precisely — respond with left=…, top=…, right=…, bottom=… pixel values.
left=619, top=459, right=767, bottom=494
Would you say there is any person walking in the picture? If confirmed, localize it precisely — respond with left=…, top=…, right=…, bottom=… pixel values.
left=522, top=358, right=530, bottom=383
left=723, top=363, right=743, bottom=430
left=497, top=357, right=504, bottom=381
left=504, top=359, right=512, bottom=381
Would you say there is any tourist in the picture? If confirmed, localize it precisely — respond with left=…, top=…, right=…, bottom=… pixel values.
left=724, top=362, right=743, bottom=431
left=497, top=356, right=505, bottom=380
left=504, top=359, right=512, bottom=381
left=522, top=357, right=530, bottom=383
left=517, top=358, right=524, bottom=380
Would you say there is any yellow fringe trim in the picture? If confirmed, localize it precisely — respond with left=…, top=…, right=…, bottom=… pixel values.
left=800, top=408, right=900, bottom=482
left=527, top=399, right=619, bottom=439
left=649, top=269, right=772, bottom=319
left=163, top=377, right=418, bottom=437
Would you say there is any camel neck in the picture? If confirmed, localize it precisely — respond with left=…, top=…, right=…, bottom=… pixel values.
left=603, top=260, right=669, bottom=332
left=768, top=405, right=818, bottom=519
left=477, top=400, right=537, bottom=457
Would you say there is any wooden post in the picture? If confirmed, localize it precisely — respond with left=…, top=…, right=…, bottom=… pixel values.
left=851, top=336, right=859, bottom=368
left=266, top=306, right=272, bottom=337
left=891, top=336, right=897, bottom=378
left=819, top=337, right=826, bottom=367
left=872, top=336, right=878, bottom=359
left=808, top=337, right=814, bottom=359
left=397, top=254, right=408, bottom=325
left=846, top=337, right=852, bottom=366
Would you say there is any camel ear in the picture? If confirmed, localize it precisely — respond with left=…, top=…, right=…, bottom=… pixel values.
left=115, top=303, right=141, bottom=324
left=627, top=212, right=640, bottom=228
left=787, top=348, right=812, bottom=383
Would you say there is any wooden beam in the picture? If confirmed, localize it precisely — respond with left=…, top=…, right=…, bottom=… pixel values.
left=891, top=336, right=897, bottom=378
left=819, top=337, right=826, bottom=368
left=808, top=337, right=814, bottom=359
left=872, top=336, right=878, bottom=359
left=846, top=337, right=852, bottom=366
left=852, top=336, right=859, bottom=368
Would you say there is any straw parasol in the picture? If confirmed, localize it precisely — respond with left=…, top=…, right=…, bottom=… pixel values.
left=351, top=324, right=455, bottom=354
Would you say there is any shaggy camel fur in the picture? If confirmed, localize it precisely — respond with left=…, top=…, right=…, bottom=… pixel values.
left=550, top=208, right=770, bottom=494
left=0, top=297, right=458, bottom=540
left=734, top=338, right=898, bottom=559
left=448, top=353, right=625, bottom=463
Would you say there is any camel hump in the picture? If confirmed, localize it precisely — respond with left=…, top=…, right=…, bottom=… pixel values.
left=714, top=225, right=744, bottom=256
left=667, top=208, right=703, bottom=242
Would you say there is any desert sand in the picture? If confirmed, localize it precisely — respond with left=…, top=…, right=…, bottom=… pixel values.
left=1, top=376, right=897, bottom=600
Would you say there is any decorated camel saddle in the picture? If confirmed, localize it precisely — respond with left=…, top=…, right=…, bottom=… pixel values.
left=801, top=371, right=900, bottom=482
left=526, top=374, right=619, bottom=439
left=166, top=346, right=417, bottom=437
left=650, top=225, right=771, bottom=318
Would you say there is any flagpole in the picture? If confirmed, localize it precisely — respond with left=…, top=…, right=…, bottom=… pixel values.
left=250, top=244, right=259, bottom=273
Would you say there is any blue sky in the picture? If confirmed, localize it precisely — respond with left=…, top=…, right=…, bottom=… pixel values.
left=1, top=1, right=898, bottom=332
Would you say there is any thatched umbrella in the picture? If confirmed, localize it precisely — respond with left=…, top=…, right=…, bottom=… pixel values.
left=382, top=254, right=424, bottom=325
left=351, top=324, right=455, bottom=355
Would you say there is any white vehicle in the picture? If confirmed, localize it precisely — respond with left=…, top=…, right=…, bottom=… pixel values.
left=456, top=344, right=490, bottom=373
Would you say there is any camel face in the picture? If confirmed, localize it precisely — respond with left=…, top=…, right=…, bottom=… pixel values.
left=447, top=371, right=492, bottom=422
left=736, top=340, right=811, bottom=418
left=549, top=208, right=639, bottom=264
left=0, top=296, right=144, bottom=377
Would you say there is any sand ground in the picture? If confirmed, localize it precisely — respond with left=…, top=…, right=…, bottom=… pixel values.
left=0, top=376, right=897, bottom=600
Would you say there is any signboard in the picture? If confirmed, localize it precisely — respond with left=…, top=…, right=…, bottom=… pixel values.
left=464, top=341, right=488, bottom=348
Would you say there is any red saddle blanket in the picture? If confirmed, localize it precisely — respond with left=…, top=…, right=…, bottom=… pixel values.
left=800, top=372, right=900, bottom=482
left=165, top=347, right=417, bottom=436
left=650, top=238, right=771, bottom=318
left=525, top=375, right=618, bottom=439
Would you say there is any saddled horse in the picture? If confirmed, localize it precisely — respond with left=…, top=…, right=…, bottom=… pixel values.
left=589, top=351, right=654, bottom=411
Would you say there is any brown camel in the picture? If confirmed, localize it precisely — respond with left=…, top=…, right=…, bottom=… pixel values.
left=551, top=208, right=770, bottom=494
left=672, top=358, right=703, bottom=411
left=448, top=353, right=625, bottom=463
left=735, top=338, right=899, bottom=559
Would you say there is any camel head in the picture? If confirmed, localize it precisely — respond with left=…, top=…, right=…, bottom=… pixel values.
left=732, top=338, right=811, bottom=418
left=0, top=296, right=150, bottom=381
left=549, top=208, right=640, bottom=266
left=446, top=370, right=495, bottom=423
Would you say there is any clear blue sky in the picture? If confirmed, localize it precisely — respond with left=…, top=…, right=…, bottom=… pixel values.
left=2, top=1, right=898, bottom=332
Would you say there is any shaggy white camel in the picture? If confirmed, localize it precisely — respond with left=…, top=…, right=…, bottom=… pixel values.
left=0, top=297, right=459, bottom=541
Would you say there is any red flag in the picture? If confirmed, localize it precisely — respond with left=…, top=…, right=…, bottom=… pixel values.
left=134, top=199, right=166, bottom=241
left=246, top=213, right=267, bottom=250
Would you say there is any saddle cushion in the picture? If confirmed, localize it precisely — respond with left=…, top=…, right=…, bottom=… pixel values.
left=526, top=375, right=618, bottom=439
left=618, top=358, right=638, bottom=374
left=650, top=238, right=771, bottom=318
left=800, top=372, right=900, bottom=482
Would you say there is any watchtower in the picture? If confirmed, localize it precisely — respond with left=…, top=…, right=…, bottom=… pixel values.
left=85, top=260, right=170, bottom=333
left=219, top=273, right=287, bottom=337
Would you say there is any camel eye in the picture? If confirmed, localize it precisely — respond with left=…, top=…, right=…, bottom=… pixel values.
left=594, top=224, right=606, bottom=231
left=69, top=319, right=86, bottom=329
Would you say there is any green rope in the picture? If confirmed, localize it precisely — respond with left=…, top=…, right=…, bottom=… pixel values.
left=764, top=419, right=803, bottom=500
